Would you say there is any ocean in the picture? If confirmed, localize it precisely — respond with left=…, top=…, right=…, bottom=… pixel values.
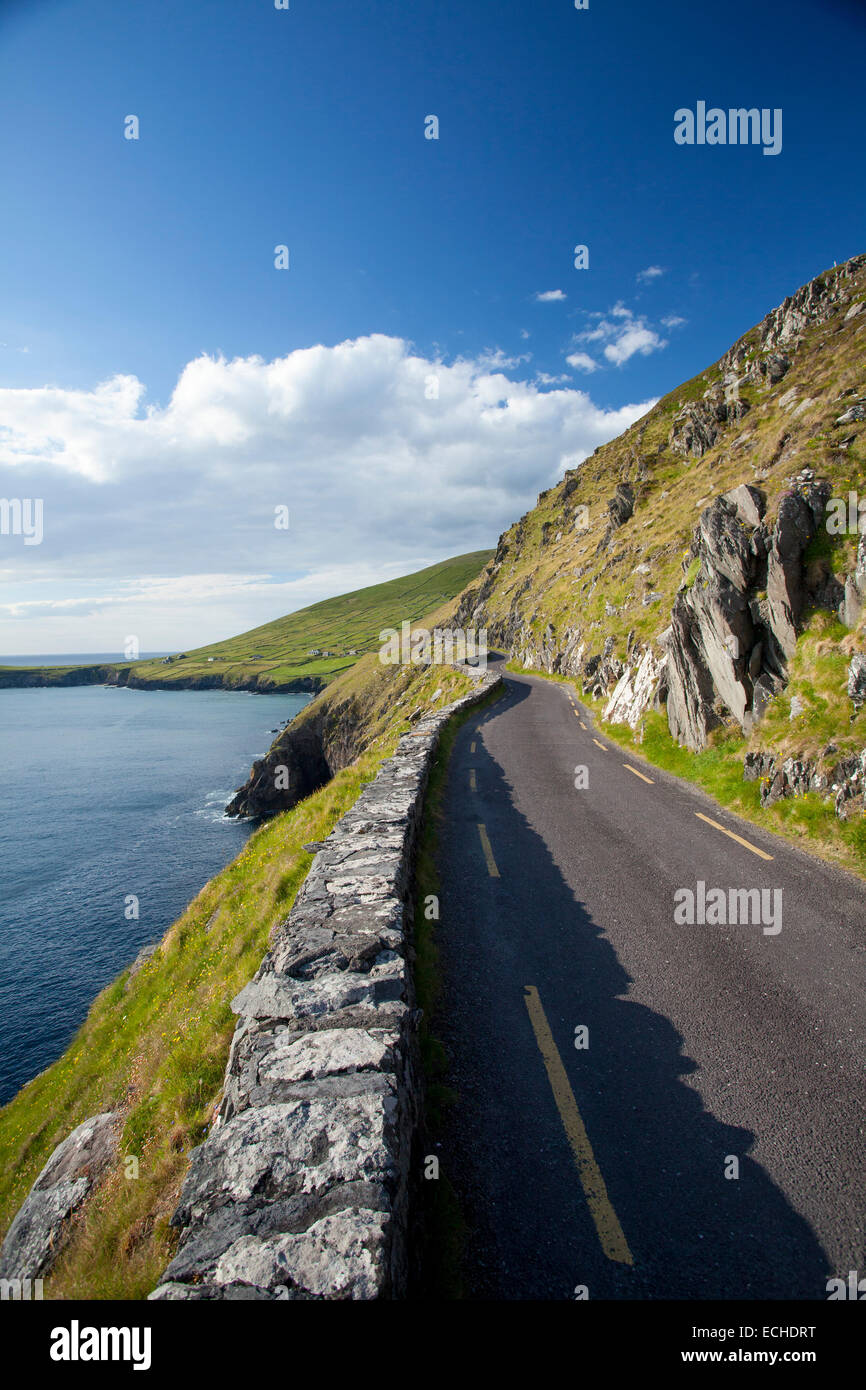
left=0, top=677, right=308, bottom=1105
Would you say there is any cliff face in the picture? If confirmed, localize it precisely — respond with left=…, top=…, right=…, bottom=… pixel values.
left=0, top=664, right=116, bottom=689
left=225, top=705, right=344, bottom=818
left=109, top=667, right=325, bottom=695
left=0, top=664, right=325, bottom=694
left=455, top=253, right=866, bottom=809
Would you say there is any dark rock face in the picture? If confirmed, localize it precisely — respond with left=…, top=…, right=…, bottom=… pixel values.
left=0, top=1112, right=118, bottom=1280
left=766, top=485, right=830, bottom=658
left=761, top=758, right=815, bottom=807
left=743, top=751, right=777, bottom=782
left=841, top=532, right=866, bottom=629
left=662, top=482, right=830, bottom=751
left=226, top=714, right=333, bottom=818
left=595, top=482, right=635, bottom=554
left=607, top=482, right=634, bottom=529
left=669, top=388, right=749, bottom=460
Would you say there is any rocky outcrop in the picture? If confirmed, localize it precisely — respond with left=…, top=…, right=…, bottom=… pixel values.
left=462, top=471, right=850, bottom=755
left=0, top=1112, right=118, bottom=1281
left=758, top=255, right=866, bottom=351
left=226, top=711, right=333, bottom=818
left=603, top=648, right=667, bottom=732
left=662, top=479, right=831, bottom=751
left=670, top=387, right=749, bottom=460
left=455, top=257, right=866, bottom=762
left=151, top=668, right=500, bottom=1301
left=849, top=655, right=866, bottom=711
left=842, top=532, right=866, bottom=629
left=744, top=747, right=866, bottom=821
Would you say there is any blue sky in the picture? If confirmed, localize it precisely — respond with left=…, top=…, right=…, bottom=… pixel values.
left=0, top=0, right=864, bottom=652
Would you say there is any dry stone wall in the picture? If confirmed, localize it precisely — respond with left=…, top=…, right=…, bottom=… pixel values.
left=150, top=666, right=500, bottom=1301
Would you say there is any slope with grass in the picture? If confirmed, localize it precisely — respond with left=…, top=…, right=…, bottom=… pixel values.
left=456, top=254, right=866, bottom=875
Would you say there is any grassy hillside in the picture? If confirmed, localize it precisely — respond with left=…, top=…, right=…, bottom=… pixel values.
left=459, top=254, right=866, bottom=874
left=0, top=552, right=492, bottom=692
left=123, top=550, right=492, bottom=689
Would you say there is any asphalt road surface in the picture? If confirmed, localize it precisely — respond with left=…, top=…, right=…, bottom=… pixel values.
left=434, top=658, right=866, bottom=1300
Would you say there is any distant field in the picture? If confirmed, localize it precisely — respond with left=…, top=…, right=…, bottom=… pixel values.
left=0, top=551, right=493, bottom=691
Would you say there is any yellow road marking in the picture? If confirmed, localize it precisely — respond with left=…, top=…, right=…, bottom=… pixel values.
left=477, top=823, right=500, bottom=877
left=524, top=986, right=633, bottom=1266
left=469, top=769, right=477, bottom=791
left=694, top=812, right=773, bottom=861
left=579, top=720, right=587, bottom=730
left=573, top=709, right=581, bottom=718
left=592, top=738, right=607, bottom=752
left=471, top=741, right=476, bottom=753
left=623, top=763, right=654, bottom=785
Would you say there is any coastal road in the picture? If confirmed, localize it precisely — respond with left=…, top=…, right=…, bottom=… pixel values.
left=433, top=658, right=866, bottom=1299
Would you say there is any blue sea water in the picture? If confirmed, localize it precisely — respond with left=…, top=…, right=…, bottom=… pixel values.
left=0, top=681, right=309, bottom=1105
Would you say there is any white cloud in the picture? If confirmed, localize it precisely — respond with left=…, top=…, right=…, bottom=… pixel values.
left=534, top=371, right=572, bottom=386
left=662, top=314, right=687, bottom=328
left=0, top=335, right=653, bottom=650
left=474, top=347, right=532, bottom=370
left=534, top=289, right=566, bottom=302
left=565, top=352, right=598, bottom=373
left=573, top=304, right=668, bottom=368
left=637, top=265, right=665, bottom=284
left=604, top=325, right=667, bottom=366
